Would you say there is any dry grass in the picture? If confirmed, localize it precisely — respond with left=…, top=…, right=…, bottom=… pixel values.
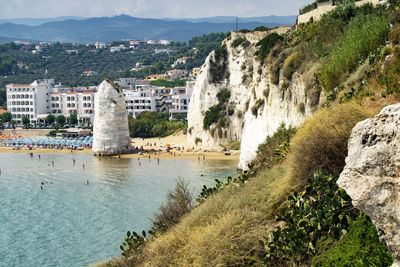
left=287, top=102, right=372, bottom=186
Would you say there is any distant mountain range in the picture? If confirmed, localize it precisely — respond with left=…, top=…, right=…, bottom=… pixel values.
left=0, top=15, right=297, bottom=43
left=0, top=16, right=86, bottom=26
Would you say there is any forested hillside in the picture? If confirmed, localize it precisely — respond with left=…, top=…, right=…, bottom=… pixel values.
left=0, top=32, right=225, bottom=89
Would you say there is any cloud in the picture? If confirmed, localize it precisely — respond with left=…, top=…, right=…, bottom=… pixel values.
left=0, top=0, right=311, bottom=18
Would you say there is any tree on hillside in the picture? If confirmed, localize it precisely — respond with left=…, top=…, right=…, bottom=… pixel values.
left=2, top=111, right=12, bottom=123
left=56, top=115, right=66, bottom=126
left=45, top=114, right=55, bottom=125
left=69, top=113, right=78, bottom=125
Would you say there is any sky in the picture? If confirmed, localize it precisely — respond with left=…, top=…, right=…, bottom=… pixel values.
left=0, top=0, right=312, bottom=19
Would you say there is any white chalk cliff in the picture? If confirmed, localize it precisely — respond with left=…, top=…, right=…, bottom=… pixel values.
left=93, top=79, right=132, bottom=156
left=187, top=29, right=319, bottom=169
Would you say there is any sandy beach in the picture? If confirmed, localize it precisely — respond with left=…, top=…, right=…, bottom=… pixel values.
left=0, top=129, right=240, bottom=161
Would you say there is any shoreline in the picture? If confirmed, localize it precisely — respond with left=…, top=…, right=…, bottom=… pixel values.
left=0, top=147, right=240, bottom=161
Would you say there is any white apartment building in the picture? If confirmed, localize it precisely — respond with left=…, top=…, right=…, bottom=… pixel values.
left=169, top=84, right=194, bottom=120
left=6, top=79, right=54, bottom=124
left=49, top=91, right=95, bottom=125
left=123, top=85, right=158, bottom=117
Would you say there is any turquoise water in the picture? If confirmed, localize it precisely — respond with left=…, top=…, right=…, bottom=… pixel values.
left=0, top=153, right=238, bottom=267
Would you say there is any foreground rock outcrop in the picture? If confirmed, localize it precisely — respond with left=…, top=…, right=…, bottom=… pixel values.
left=338, top=103, right=400, bottom=262
left=92, top=79, right=132, bottom=156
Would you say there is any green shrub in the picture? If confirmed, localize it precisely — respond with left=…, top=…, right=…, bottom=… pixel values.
left=297, top=102, right=306, bottom=114
left=120, top=230, right=148, bottom=260
left=231, top=37, right=246, bottom=48
left=251, top=105, right=258, bottom=116
left=255, top=33, right=284, bottom=63
left=282, top=51, right=304, bottom=80
left=311, top=214, right=394, bottom=266
left=209, top=44, right=228, bottom=83
left=203, top=89, right=231, bottom=129
left=255, top=123, right=296, bottom=169
left=270, top=48, right=293, bottom=85
left=203, top=105, right=222, bottom=129
left=242, top=74, right=248, bottom=83
left=217, top=88, right=231, bottom=103
left=251, top=99, right=265, bottom=117
left=194, top=137, right=202, bottom=145
left=227, top=140, right=241, bottom=150
left=260, top=169, right=360, bottom=265
left=252, top=26, right=270, bottom=32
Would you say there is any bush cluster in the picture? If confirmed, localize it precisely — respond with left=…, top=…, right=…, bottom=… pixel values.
left=255, top=33, right=284, bottom=63
left=209, top=44, right=229, bottom=83
left=255, top=123, right=296, bottom=169
left=203, top=88, right=231, bottom=129
left=128, top=111, right=186, bottom=138
left=231, top=37, right=249, bottom=48
left=282, top=51, right=304, bottom=80
left=259, top=169, right=360, bottom=265
left=311, top=214, right=394, bottom=266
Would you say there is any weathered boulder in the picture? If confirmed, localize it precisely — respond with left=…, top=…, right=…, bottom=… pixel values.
left=337, top=103, right=400, bottom=261
left=92, top=79, right=132, bottom=156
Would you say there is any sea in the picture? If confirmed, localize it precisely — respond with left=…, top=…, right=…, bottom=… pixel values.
left=0, top=153, right=238, bottom=267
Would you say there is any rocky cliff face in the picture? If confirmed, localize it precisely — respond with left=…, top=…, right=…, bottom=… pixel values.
left=92, top=79, right=132, bottom=156
left=187, top=28, right=319, bottom=169
left=338, top=103, right=400, bottom=263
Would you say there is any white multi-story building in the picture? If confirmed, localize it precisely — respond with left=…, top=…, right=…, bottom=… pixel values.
left=49, top=91, right=95, bottom=125
left=6, top=79, right=54, bottom=124
left=123, top=84, right=158, bottom=117
left=169, top=82, right=194, bottom=120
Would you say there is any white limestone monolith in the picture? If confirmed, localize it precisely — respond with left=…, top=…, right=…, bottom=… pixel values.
left=92, top=79, right=132, bottom=155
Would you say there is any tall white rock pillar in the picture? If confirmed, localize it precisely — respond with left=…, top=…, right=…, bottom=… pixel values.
left=92, top=79, right=132, bottom=155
